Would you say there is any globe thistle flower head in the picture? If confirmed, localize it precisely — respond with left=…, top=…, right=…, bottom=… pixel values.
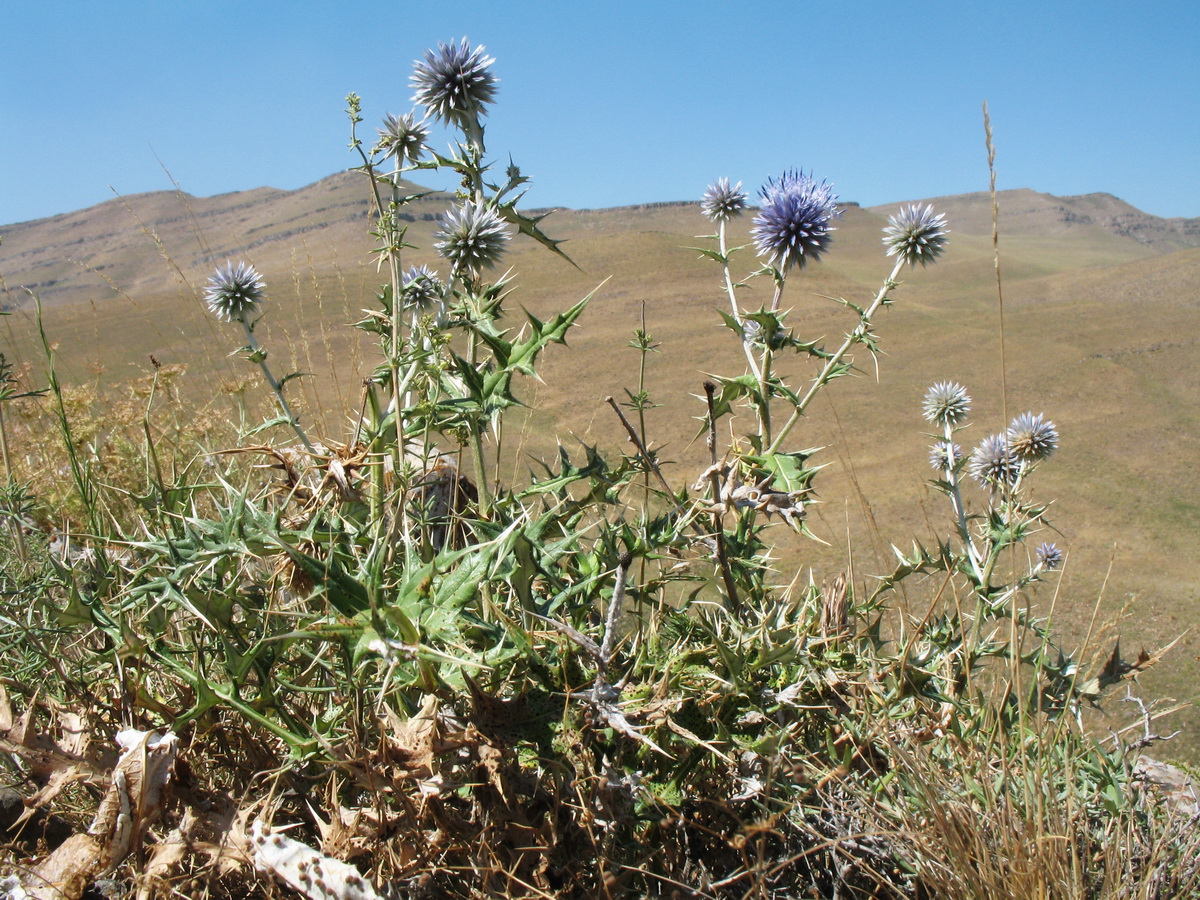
left=967, top=433, right=1018, bottom=487
left=922, top=381, right=971, bottom=427
left=929, top=440, right=963, bottom=471
left=1036, top=542, right=1064, bottom=570
left=883, top=203, right=950, bottom=267
left=411, top=38, right=498, bottom=127
left=701, top=178, right=747, bottom=223
left=379, top=112, right=428, bottom=163
left=435, top=201, right=510, bottom=275
left=751, top=170, right=839, bottom=272
left=401, top=264, right=444, bottom=313
left=1007, top=412, right=1059, bottom=461
left=204, top=261, right=265, bottom=323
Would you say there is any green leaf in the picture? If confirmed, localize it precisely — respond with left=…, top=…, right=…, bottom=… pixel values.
left=747, top=449, right=822, bottom=495
left=496, top=200, right=578, bottom=268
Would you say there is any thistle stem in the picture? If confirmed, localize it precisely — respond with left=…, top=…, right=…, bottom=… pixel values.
left=239, top=320, right=315, bottom=452
left=717, top=221, right=762, bottom=381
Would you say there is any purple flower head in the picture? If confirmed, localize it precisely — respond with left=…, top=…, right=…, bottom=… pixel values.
left=751, top=170, right=839, bottom=272
left=204, top=261, right=265, bottom=323
left=435, top=201, right=510, bottom=275
left=379, top=112, right=428, bottom=163
left=967, top=433, right=1019, bottom=487
left=929, top=441, right=963, bottom=471
left=884, top=204, right=950, bottom=267
left=1036, top=542, right=1064, bottom=570
left=701, top=178, right=747, bottom=223
left=401, top=264, right=444, bottom=313
left=922, top=382, right=971, bottom=427
left=411, top=39, right=498, bottom=128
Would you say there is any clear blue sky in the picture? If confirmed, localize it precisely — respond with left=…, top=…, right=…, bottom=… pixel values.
left=3, top=1, right=1197, bottom=225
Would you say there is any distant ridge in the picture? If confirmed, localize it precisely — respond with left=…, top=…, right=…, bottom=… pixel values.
left=869, top=188, right=1200, bottom=254
left=2, top=173, right=1198, bottom=307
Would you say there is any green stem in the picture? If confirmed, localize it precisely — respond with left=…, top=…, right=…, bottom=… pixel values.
left=717, top=221, right=762, bottom=381
left=942, top=421, right=984, bottom=582
left=0, top=402, right=28, bottom=565
left=240, top=320, right=315, bottom=452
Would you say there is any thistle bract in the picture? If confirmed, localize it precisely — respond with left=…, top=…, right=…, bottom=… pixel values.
left=701, top=178, right=747, bottom=223
left=922, top=381, right=971, bottom=427
left=379, top=112, right=428, bottom=163
left=435, top=201, right=510, bottom=275
left=204, top=261, right=265, bottom=323
left=751, top=170, right=839, bottom=272
left=411, top=38, right=498, bottom=128
left=967, top=433, right=1018, bottom=487
left=1007, top=412, right=1059, bottom=461
left=883, top=204, right=949, bottom=267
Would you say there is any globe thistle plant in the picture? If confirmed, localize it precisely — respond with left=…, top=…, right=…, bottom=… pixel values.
left=701, top=178, right=747, bottom=223
left=1007, top=411, right=1059, bottom=461
left=922, top=381, right=972, bottom=428
left=1036, top=541, right=1064, bottom=571
left=378, top=112, right=428, bottom=164
left=411, top=38, right=498, bottom=129
left=202, top=260, right=313, bottom=450
left=883, top=204, right=950, bottom=267
left=435, top=201, right=510, bottom=275
left=204, top=261, right=266, bottom=324
left=751, top=170, right=839, bottom=272
left=967, top=433, right=1018, bottom=487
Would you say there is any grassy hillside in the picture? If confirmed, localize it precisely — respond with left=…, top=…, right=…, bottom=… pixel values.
left=3, top=175, right=1199, bottom=760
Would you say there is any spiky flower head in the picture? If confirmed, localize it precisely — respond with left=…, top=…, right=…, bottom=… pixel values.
left=1007, top=412, right=1059, bottom=461
left=883, top=203, right=950, bottom=267
left=967, top=433, right=1018, bottom=487
left=378, top=112, right=428, bottom=163
left=751, top=170, right=839, bottom=272
left=929, top=441, right=963, bottom=471
left=922, top=381, right=972, bottom=427
left=435, top=201, right=510, bottom=275
left=411, top=38, right=498, bottom=128
left=401, top=264, right=444, bottom=312
left=204, top=261, right=265, bottom=323
left=701, top=178, right=747, bottom=223
left=1035, top=542, right=1064, bottom=570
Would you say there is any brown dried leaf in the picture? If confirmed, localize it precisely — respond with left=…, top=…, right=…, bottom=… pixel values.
left=0, top=683, right=12, bottom=733
left=27, top=831, right=106, bottom=900
left=383, top=694, right=440, bottom=779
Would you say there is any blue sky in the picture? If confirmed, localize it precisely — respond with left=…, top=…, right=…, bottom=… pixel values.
left=3, top=1, right=1197, bottom=225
